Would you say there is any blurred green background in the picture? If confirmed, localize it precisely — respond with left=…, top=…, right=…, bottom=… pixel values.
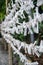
left=0, top=0, right=6, bottom=21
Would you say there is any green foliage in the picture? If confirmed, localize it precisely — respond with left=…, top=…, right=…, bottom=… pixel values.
left=0, top=12, right=5, bottom=21
left=39, top=21, right=43, bottom=33
left=30, top=8, right=36, bottom=19
left=39, top=21, right=43, bottom=39
left=32, top=0, right=37, bottom=6
left=0, top=0, right=6, bottom=21
left=18, top=10, right=29, bottom=23
left=23, top=10, right=29, bottom=22
left=18, top=15, right=23, bottom=23
left=38, top=5, right=43, bottom=14
left=41, top=5, right=43, bottom=10
left=11, top=32, right=25, bottom=41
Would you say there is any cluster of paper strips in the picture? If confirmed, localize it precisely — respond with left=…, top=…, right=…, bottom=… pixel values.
left=1, top=0, right=43, bottom=65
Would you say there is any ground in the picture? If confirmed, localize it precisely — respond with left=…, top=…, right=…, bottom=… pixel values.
left=0, top=39, right=8, bottom=65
